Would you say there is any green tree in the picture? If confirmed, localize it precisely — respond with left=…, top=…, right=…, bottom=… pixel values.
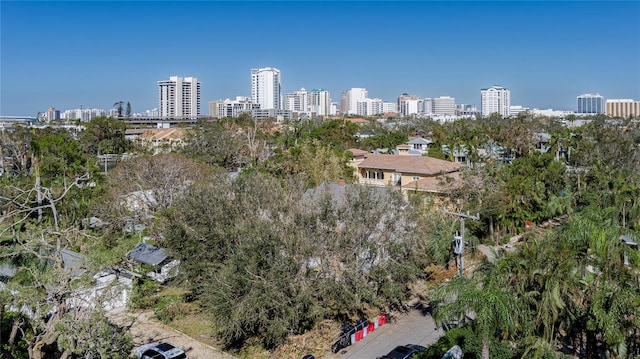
left=431, top=275, right=521, bottom=359
left=181, top=119, right=243, bottom=169
left=80, top=116, right=130, bottom=155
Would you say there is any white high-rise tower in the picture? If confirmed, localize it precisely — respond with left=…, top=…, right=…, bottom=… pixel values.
left=251, top=67, right=281, bottom=110
left=158, top=76, right=200, bottom=118
left=481, top=85, right=511, bottom=117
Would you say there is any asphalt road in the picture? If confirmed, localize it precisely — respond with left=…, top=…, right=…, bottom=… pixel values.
left=333, top=306, right=444, bottom=359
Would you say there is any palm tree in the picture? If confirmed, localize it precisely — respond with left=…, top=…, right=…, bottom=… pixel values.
left=431, top=275, right=521, bottom=359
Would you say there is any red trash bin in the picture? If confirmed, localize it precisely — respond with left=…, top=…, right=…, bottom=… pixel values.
left=367, top=321, right=375, bottom=333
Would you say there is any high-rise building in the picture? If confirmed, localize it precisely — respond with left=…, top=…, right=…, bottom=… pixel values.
left=481, top=85, right=510, bottom=117
left=283, top=88, right=309, bottom=113
left=606, top=99, right=640, bottom=118
left=309, top=88, right=331, bottom=116
left=44, top=106, right=60, bottom=122
left=158, top=76, right=200, bottom=118
left=576, top=93, right=604, bottom=114
left=397, top=95, right=420, bottom=117
left=419, top=98, right=433, bottom=116
left=346, top=88, right=368, bottom=115
left=356, top=98, right=385, bottom=116
left=251, top=67, right=281, bottom=110
left=433, top=96, right=456, bottom=116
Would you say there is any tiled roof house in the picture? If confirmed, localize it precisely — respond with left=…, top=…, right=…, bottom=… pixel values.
left=347, top=149, right=463, bottom=193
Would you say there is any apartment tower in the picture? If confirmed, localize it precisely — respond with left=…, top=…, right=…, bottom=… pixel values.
left=251, top=67, right=281, bottom=110
left=481, top=85, right=511, bottom=117
left=158, top=76, right=201, bottom=118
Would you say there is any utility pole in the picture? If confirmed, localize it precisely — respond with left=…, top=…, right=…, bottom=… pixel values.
left=443, top=209, right=479, bottom=275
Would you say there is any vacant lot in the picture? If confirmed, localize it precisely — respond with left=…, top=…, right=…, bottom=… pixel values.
left=110, top=309, right=237, bottom=359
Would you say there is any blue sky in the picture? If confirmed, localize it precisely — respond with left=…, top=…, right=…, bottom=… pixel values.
left=1, top=1, right=639, bottom=116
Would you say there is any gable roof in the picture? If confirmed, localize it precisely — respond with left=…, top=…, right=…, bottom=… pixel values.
left=348, top=148, right=369, bottom=158
left=127, top=243, right=169, bottom=266
left=357, top=153, right=462, bottom=175
left=408, top=137, right=432, bottom=145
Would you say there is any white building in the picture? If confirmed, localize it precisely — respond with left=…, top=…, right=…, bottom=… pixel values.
left=346, top=88, right=368, bottom=115
left=433, top=96, right=456, bottom=116
left=209, top=97, right=259, bottom=119
left=357, top=98, right=385, bottom=116
left=158, top=76, right=201, bottom=119
left=509, top=105, right=530, bottom=117
left=397, top=95, right=420, bottom=117
left=283, top=88, right=309, bottom=113
left=61, top=108, right=106, bottom=122
left=309, top=88, right=331, bottom=116
left=455, top=104, right=480, bottom=117
left=481, top=85, right=511, bottom=117
left=251, top=67, right=281, bottom=110
left=382, top=102, right=397, bottom=114
left=42, top=106, right=60, bottom=122
left=419, top=98, right=434, bottom=116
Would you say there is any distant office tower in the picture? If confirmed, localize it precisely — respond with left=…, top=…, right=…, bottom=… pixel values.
left=481, top=85, right=511, bottom=117
left=283, top=88, right=309, bottom=113
left=251, top=67, right=281, bottom=110
left=456, top=104, right=480, bottom=117
left=606, top=99, right=640, bottom=118
left=576, top=93, right=604, bottom=114
left=309, top=88, right=331, bottom=116
left=158, top=76, right=200, bottom=118
left=397, top=95, right=420, bottom=116
left=433, top=96, right=456, bottom=116
left=419, top=98, right=434, bottom=115
left=346, top=88, right=368, bottom=115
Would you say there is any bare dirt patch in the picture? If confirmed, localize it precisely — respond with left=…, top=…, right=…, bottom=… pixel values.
left=110, top=308, right=237, bottom=359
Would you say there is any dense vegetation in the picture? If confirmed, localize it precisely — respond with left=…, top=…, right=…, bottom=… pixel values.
left=1, top=113, right=640, bottom=358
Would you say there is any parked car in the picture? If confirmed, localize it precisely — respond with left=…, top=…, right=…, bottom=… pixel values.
left=378, top=344, right=425, bottom=359
left=404, top=344, right=426, bottom=353
left=133, top=342, right=187, bottom=359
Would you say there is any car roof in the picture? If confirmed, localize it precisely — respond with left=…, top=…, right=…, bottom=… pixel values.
left=405, top=344, right=426, bottom=351
left=386, top=345, right=418, bottom=358
left=134, top=342, right=186, bottom=359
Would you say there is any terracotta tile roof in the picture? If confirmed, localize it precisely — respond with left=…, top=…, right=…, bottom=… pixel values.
left=402, top=172, right=463, bottom=192
left=348, top=148, right=369, bottom=158
left=357, top=153, right=462, bottom=175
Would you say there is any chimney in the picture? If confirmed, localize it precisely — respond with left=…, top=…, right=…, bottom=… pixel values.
left=338, top=177, right=345, bottom=186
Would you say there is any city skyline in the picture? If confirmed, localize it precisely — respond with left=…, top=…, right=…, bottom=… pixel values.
left=1, top=1, right=639, bottom=116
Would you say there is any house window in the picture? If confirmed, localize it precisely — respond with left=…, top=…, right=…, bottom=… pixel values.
left=365, top=170, right=384, bottom=180
left=392, top=173, right=401, bottom=186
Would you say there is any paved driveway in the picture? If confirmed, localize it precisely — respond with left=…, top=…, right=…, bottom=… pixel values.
left=334, top=306, right=444, bottom=359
